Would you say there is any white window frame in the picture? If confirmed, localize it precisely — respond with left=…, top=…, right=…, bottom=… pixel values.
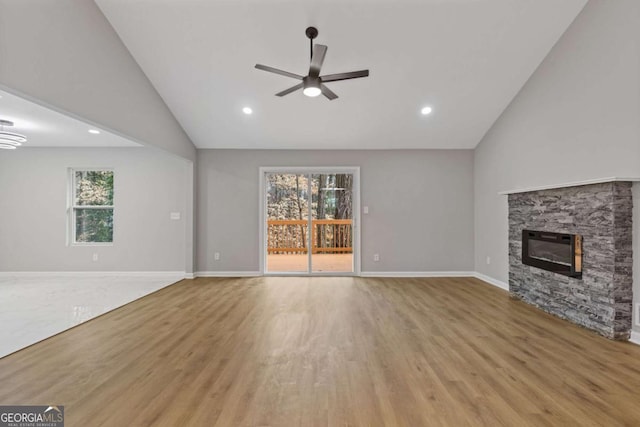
left=68, top=168, right=115, bottom=246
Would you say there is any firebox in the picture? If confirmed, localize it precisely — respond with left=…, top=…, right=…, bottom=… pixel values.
left=522, top=230, right=582, bottom=278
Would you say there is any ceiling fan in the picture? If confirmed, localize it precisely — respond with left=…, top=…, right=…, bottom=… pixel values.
left=255, top=27, right=369, bottom=100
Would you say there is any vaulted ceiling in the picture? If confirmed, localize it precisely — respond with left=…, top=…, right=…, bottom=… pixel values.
left=96, top=0, right=586, bottom=149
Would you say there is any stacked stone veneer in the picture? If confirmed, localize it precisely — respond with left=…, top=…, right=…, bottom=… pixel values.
left=508, top=182, right=633, bottom=340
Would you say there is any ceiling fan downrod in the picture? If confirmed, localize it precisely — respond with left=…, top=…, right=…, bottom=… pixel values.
left=306, top=27, right=318, bottom=61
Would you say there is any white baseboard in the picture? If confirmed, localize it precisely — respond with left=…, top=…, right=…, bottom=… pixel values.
left=630, top=331, right=640, bottom=346
left=0, top=270, right=507, bottom=293
left=358, top=271, right=509, bottom=292
left=359, top=271, right=475, bottom=278
left=191, top=271, right=509, bottom=290
left=472, top=272, right=509, bottom=291
left=195, top=271, right=261, bottom=277
left=0, top=271, right=187, bottom=279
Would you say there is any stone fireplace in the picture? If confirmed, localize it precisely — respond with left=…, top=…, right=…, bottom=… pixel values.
left=508, top=181, right=633, bottom=340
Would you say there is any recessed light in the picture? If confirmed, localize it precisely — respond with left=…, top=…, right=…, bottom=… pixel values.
left=421, top=106, right=433, bottom=115
left=88, top=129, right=100, bottom=134
left=242, top=107, right=253, bottom=115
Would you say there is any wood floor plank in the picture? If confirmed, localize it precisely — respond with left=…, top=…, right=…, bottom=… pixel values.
left=1, top=276, right=640, bottom=426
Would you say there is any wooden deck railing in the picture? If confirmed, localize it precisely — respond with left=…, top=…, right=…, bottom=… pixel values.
left=267, top=219, right=353, bottom=254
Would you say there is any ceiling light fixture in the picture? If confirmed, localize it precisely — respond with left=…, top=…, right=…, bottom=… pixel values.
left=421, top=106, right=433, bottom=115
left=302, top=77, right=322, bottom=97
left=242, top=107, right=253, bottom=115
left=255, top=27, right=369, bottom=100
left=0, top=120, right=27, bottom=150
left=88, top=129, right=101, bottom=134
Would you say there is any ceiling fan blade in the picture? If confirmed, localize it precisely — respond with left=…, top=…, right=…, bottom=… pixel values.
left=275, top=83, right=304, bottom=97
left=309, top=44, right=328, bottom=78
left=321, top=84, right=338, bottom=100
left=255, top=64, right=303, bottom=80
left=320, top=70, right=369, bottom=82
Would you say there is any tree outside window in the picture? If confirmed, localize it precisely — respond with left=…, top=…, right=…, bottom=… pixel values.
left=72, top=170, right=114, bottom=243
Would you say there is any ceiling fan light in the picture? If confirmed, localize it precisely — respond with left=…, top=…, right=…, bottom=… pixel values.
left=303, top=86, right=322, bottom=97
left=0, top=143, right=17, bottom=150
left=302, top=76, right=322, bottom=97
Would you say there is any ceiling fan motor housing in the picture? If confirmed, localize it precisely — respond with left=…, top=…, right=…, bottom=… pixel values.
left=303, top=75, right=321, bottom=87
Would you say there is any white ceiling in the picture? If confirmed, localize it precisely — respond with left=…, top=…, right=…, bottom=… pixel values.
left=96, top=0, right=586, bottom=150
left=0, top=89, right=140, bottom=148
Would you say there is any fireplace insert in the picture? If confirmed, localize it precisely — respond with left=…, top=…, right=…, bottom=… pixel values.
left=522, top=230, right=582, bottom=278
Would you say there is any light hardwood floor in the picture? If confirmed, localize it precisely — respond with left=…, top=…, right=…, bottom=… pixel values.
left=1, top=277, right=640, bottom=426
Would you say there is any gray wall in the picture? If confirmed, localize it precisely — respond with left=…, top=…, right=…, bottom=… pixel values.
left=0, top=0, right=195, bottom=161
left=0, top=148, right=189, bottom=272
left=474, top=0, right=640, bottom=279
left=197, top=149, right=474, bottom=273
left=474, top=1, right=640, bottom=330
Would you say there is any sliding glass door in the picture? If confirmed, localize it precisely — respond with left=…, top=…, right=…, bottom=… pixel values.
left=265, top=173, right=309, bottom=273
left=311, top=173, right=354, bottom=273
left=263, top=168, right=358, bottom=275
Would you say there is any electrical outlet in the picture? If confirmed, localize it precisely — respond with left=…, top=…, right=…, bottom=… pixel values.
left=486, top=256, right=491, bottom=265
left=214, top=252, right=220, bottom=261
left=92, top=253, right=98, bottom=262
left=170, top=212, right=181, bottom=220
left=636, top=303, right=640, bottom=327
left=363, top=206, right=369, bottom=214
left=373, top=253, right=380, bottom=262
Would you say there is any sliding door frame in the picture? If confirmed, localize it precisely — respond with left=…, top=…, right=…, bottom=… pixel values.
left=259, top=166, right=361, bottom=276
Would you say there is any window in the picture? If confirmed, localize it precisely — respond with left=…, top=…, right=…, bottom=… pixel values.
left=71, top=169, right=114, bottom=244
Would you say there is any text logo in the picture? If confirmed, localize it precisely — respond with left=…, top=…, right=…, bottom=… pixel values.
left=0, top=405, right=64, bottom=427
